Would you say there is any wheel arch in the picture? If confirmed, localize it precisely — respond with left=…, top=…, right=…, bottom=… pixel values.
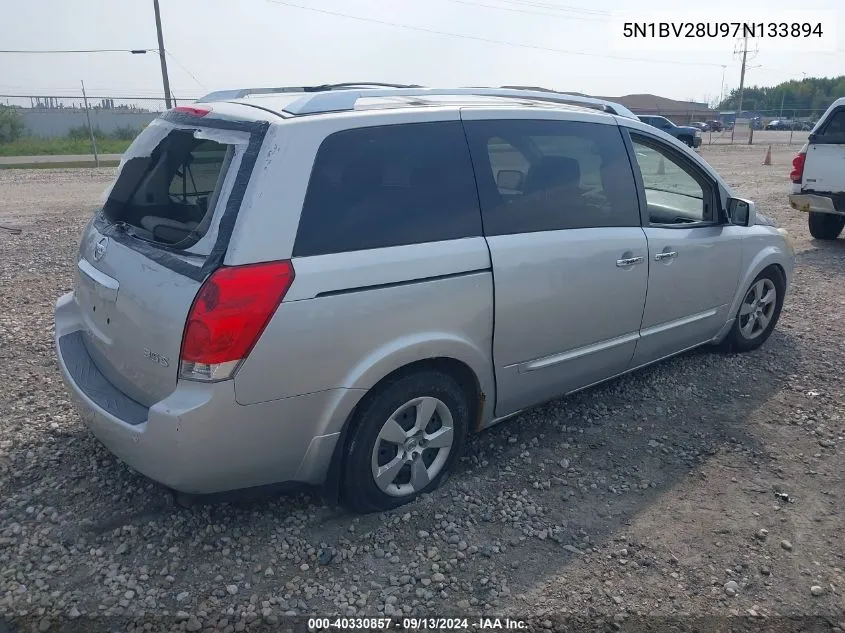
left=727, top=248, right=790, bottom=326
left=320, top=349, right=493, bottom=506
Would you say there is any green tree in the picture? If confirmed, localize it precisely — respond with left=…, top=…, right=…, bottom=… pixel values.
left=718, top=75, right=844, bottom=117
left=0, top=106, right=26, bottom=143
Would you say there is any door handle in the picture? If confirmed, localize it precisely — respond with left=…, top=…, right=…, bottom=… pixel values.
left=616, top=256, right=644, bottom=267
left=654, top=251, right=678, bottom=261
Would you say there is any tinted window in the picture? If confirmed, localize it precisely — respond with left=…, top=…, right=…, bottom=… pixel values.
left=293, top=121, right=481, bottom=257
left=822, top=109, right=845, bottom=135
left=464, top=119, right=640, bottom=235
left=629, top=135, right=713, bottom=225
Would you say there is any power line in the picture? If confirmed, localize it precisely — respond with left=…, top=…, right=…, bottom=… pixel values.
left=265, top=0, right=726, bottom=68
left=0, top=48, right=152, bottom=54
left=440, top=0, right=611, bottom=21
left=165, top=51, right=207, bottom=90
left=483, top=0, right=611, bottom=16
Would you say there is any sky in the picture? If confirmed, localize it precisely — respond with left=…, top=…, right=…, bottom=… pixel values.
left=0, top=0, right=842, bottom=105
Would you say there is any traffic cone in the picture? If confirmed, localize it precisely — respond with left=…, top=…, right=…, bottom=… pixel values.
left=657, top=156, right=665, bottom=175
left=762, top=145, right=772, bottom=166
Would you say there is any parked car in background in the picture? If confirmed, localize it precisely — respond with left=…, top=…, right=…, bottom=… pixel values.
left=789, top=97, right=845, bottom=239
left=707, top=120, right=724, bottom=132
left=750, top=118, right=764, bottom=130
left=638, top=115, right=702, bottom=148
left=691, top=121, right=710, bottom=132
left=54, top=85, right=793, bottom=512
left=766, top=119, right=795, bottom=131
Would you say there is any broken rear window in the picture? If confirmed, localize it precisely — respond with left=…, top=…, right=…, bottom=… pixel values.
left=102, top=122, right=240, bottom=251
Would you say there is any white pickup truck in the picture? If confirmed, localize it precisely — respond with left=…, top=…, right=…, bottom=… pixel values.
left=788, top=97, right=845, bottom=239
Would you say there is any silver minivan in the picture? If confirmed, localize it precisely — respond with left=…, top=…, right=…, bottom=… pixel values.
left=55, top=86, right=794, bottom=512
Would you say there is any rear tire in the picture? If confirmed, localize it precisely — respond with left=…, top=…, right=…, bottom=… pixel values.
left=724, top=268, right=785, bottom=353
left=808, top=212, right=845, bottom=240
left=341, top=370, right=470, bottom=513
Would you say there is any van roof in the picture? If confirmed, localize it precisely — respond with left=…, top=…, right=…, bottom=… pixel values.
left=196, top=86, right=637, bottom=121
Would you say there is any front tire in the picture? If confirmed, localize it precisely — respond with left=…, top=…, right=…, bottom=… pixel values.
left=724, top=268, right=785, bottom=353
left=808, top=212, right=845, bottom=240
left=341, top=370, right=470, bottom=513
left=680, top=135, right=694, bottom=147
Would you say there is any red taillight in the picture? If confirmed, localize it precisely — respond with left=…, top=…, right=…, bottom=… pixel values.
left=172, top=105, right=210, bottom=117
left=790, top=152, right=806, bottom=184
left=180, top=261, right=295, bottom=381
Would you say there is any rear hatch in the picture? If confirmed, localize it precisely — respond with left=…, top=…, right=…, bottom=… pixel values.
left=73, top=108, right=268, bottom=407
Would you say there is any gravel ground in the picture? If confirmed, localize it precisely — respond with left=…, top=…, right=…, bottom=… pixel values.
left=2, top=145, right=844, bottom=632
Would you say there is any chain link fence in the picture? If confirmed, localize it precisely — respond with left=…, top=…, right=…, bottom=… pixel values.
left=633, top=108, right=825, bottom=146
left=0, top=94, right=202, bottom=140
left=0, top=93, right=828, bottom=145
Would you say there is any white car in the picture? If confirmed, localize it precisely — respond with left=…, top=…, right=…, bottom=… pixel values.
left=788, top=97, right=845, bottom=239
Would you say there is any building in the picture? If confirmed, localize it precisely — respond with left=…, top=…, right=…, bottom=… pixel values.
left=594, top=94, right=717, bottom=124
left=501, top=88, right=718, bottom=124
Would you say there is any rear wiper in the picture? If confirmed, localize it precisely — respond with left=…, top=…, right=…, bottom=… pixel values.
left=112, top=221, right=143, bottom=240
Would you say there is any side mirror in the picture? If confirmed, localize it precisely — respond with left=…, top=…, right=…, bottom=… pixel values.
left=497, top=169, right=524, bottom=191
left=727, top=197, right=756, bottom=227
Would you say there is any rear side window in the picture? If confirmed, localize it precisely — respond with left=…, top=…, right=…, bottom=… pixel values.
left=293, top=121, right=482, bottom=257
left=820, top=109, right=845, bottom=136
left=463, top=119, right=640, bottom=235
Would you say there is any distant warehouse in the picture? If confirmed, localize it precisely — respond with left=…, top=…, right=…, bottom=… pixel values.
left=592, top=94, right=717, bottom=125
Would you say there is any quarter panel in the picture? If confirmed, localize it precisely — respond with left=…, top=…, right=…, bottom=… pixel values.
left=233, top=239, right=495, bottom=420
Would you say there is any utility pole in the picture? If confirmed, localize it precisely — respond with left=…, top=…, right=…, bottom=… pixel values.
left=719, top=65, right=727, bottom=106
left=153, top=0, right=173, bottom=109
left=779, top=92, right=785, bottom=118
left=80, top=80, right=100, bottom=168
left=736, top=36, right=748, bottom=122
left=731, top=36, right=749, bottom=143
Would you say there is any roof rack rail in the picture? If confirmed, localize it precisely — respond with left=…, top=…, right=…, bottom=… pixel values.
left=312, top=82, right=425, bottom=91
left=280, top=87, right=638, bottom=119
left=195, top=83, right=424, bottom=103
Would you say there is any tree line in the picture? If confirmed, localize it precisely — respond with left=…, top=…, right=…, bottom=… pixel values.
left=718, top=76, right=845, bottom=115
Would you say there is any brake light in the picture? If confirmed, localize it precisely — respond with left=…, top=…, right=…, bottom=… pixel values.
left=790, top=152, right=806, bottom=184
left=172, top=105, right=210, bottom=117
left=179, top=261, right=295, bottom=381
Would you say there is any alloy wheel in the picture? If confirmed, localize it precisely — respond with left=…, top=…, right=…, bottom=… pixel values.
left=370, top=396, right=454, bottom=498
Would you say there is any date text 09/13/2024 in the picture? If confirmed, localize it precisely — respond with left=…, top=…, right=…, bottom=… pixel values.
left=308, top=617, right=528, bottom=631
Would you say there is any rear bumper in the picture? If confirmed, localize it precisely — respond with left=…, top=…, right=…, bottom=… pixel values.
left=54, top=292, right=365, bottom=494
left=789, top=193, right=845, bottom=215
